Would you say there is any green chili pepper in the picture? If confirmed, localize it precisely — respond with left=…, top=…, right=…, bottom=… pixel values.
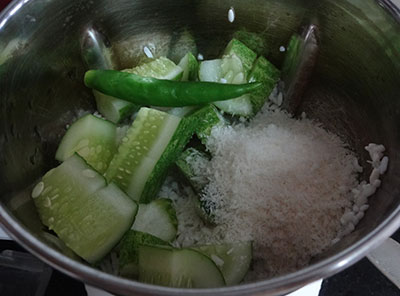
left=84, top=70, right=262, bottom=107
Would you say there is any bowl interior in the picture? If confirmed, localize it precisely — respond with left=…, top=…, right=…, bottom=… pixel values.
left=1, top=0, right=400, bottom=294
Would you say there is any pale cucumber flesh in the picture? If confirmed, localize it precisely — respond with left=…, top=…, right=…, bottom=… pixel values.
left=138, top=245, right=226, bottom=288
left=94, top=90, right=138, bottom=124
left=192, top=241, right=252, bottom=285
left=178, top=52, right=199, bottom=81
left=55, top=114, right=117, bottom=173
left=124, top=56, right=183, bottom=81
left=132, top=198, right=177, bottom=242
left=105, top=107, right=181, bottom=202
left=32, top=154, right=137, bottom=263
left=119, top=230, right=168, bottom=278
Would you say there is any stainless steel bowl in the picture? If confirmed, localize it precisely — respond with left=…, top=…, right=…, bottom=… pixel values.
left=1, top=0, right=400, bottom=295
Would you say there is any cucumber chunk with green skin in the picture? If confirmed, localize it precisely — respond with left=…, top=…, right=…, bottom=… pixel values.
left=248, top=56, right=281, bottom=115
left=32, top=154, right=137, bottom=263
left=223, top=38, right=257, bottom=75
left=176, top=148, right=216, bottom=224
left=178, top=52, right=199, bottom=81
left=198, top=59, right=223, bottom=82
left=124, top=56, right=183, bottom=81
left=94, top=90, right=138, bottom=124
left=139, top=106, right=210, bottom=203
left=233, top=29, right=268, bottom=56
left=132, top=199, right=177, bottom=242
left=191, top=104, right=225, bottom=145
left=199, top=48, right=255, bottom=116
left=192, top=241, right=253, bottom=285
left=55, top=114, right=117, bottom=173
left=176, top=148, right=210, bottom=192
left=138, top=245, right=226, bottom=288
left=119, top=230, right=168, bottom=278
left=105, top=107, right=182, bottom=202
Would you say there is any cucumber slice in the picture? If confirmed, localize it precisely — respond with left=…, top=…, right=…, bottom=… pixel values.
left=194, top=104, right=226, bottom=145
left=198, top=59, right=223, bottom=83
left=176, top=148, right=210, bottom=192
left=176, top=148, right=216, bottom=224
left=94, top=90, right=138, bottom=124
left=32, top=155, right=137, bottom=263
left=192, top=241, right=253, bottom=285
left=248, top=56, right=281, bottom=115
left=167, top=106, right=198, bottom=118
left=139, top=107, right=206, bottom=203
left=233, top=29, right=268, bottom=56
left=199, top=55, right=253, bottom=116
left=132, top=198, right=177, bottom=242
left=105, top=107, right=182, bottom=201
left=223, top=38, right=257, bottom=75
left=124, top=56, right=183, bottom=81
left=55, top=114, right=117, bottom=173
left=138, top=245, right=226, bottom=288
left=119, top=230, right=168, bottom=278
left=178, top=52, right=199, bottom=81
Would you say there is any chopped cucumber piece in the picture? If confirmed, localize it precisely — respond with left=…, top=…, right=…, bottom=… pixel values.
left=124, top=57, right=183, bottom=81
left=94, top=90, right=138, bottom=124
left=119, top=230, right=168, bottom=278
left=107, top=106, right=205, bottom=203
left=233, top=29, right=268, bottom=56
left=178, top=52, right=199, bottom=81
left=192, top=241, right=252, bottom=285
left=55, top=114, right=117, bottom=173
left=139, top=107, right=207, bottom=203
left=223, top=38, right=257, bottom=75
left=199, top=43, right=257, bottom=116
left=176, top=148, right=216, bottom=224
left=167, top=106, right=198, bottom=118
left=138, top=245, right=225, bottom=288
left=132, top=199, right=177, bottom=242
left=32, top=154, right=137, bottom=263
left=198, top=59, right=223, bottom=83
left=248, top=56, right=281, bottom=115
left=105, top=107, right=182, bottom=202
left=194, top=104, right=226, bottom=144
left=176, top=148, right=209, bottom=192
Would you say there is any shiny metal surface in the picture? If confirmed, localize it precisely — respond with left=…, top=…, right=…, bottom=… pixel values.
left=1, top=0, right=400, bottom=295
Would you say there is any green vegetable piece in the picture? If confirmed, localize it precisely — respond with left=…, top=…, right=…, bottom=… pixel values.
left=84, top=70, right=262, bottom=107
left=94, top=90, right=138, bottom=124
left=223, top=38, right=257, bottom=75
left=138, top=245, right=226, bottom=288
left=105, top=107, right=182, bottom=202
left=178, top=52, right=199, bottom=81
left=194, top=104, right=226, bottom=144
left=139, top=106, right=221, bottom=203
left=132, top=198, right=178, bottom=242
left=32, top=154, right=137, bottom=263
left=176, top=148, right=209, bottom=192
left=176, top=148, right=216, bottom=224
left=192, top=241, right=253, bottom=285
left=248, top=56, right=281, bottom=115
left=124, top=56, right=183, bottom=81
left=233, top=29, right=268, bottom=56
left=119, top=230, right=168, bottom=278
left=55, top=114, right=117, bottom=173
